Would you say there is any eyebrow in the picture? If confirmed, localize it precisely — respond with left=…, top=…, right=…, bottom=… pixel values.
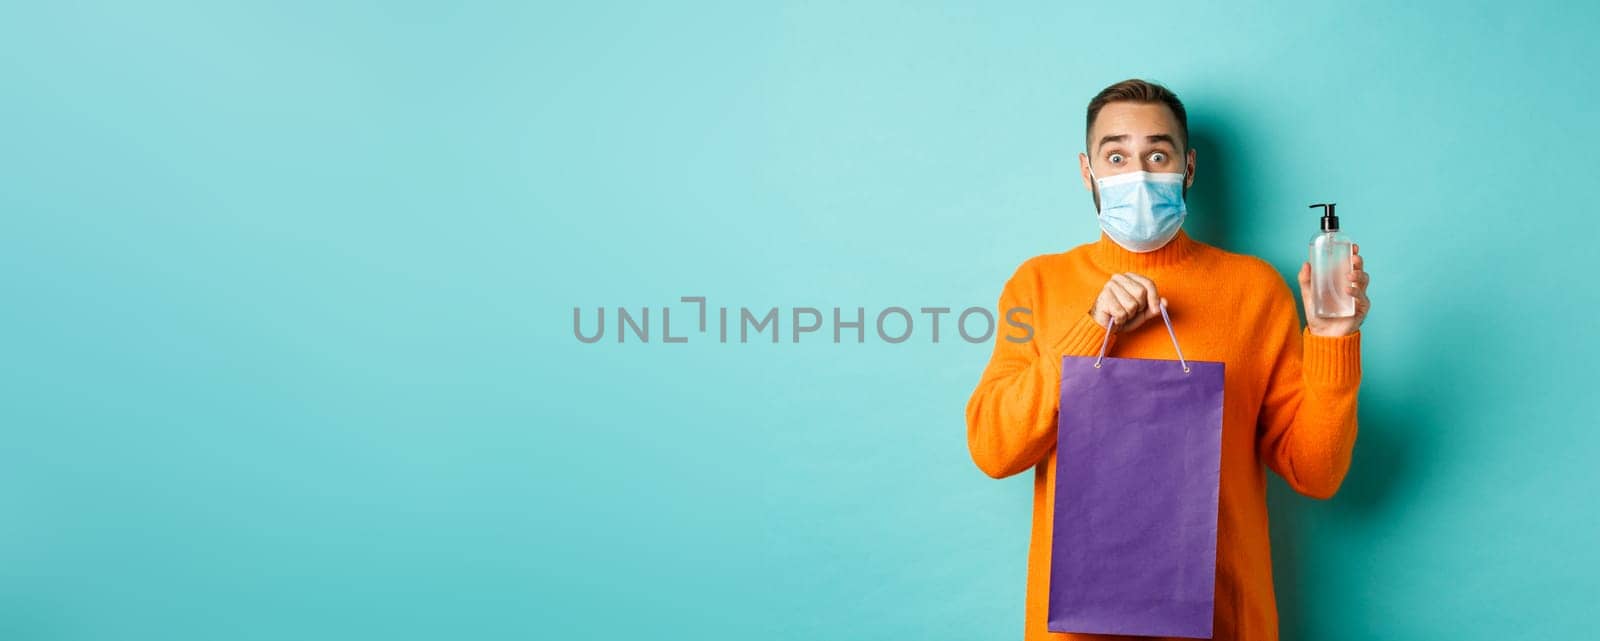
left=1096, top=133, right=1180, bottom=150
left=1096, top=134, right=1127, bottom=150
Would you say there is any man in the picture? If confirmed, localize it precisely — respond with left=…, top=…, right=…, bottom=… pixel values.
left=965, top=79, right=1371, bottom=641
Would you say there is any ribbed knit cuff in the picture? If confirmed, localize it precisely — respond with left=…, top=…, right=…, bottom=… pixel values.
left=1048, top=312, right=1117, bottom=374
left=1302, top=327, right=1362, bottom=390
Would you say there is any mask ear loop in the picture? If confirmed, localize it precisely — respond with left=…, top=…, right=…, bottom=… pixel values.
left=1085, top=153, right=1105, bottom=217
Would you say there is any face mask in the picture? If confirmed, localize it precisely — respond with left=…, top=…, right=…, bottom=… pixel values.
left=1087, top=160, right=1188, bottom=253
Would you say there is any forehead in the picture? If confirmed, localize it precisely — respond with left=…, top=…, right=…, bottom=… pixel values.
left=1088, top=101, right=1182, bottom=146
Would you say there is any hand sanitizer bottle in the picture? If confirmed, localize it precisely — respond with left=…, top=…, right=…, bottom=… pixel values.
left=1308, top=203, right=1355, bottom=318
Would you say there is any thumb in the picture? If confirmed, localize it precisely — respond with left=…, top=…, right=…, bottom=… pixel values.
left=1141, top=296, right=1170, bottom=324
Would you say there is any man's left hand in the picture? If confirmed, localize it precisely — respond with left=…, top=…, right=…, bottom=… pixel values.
left=1298, top=243, right=1371, bottom=337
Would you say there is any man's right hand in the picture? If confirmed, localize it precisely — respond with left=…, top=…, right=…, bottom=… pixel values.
left=1088, top=272, right=1167, bottom=333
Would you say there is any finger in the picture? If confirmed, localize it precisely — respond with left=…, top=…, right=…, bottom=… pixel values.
left=1352, top=243, right=1360, bottom=255
left=1347, top=269, right=1369, bottom=294
left=1353, top=270, right=1372, bottom=301
left=1101, top=303, right=1125, bottom=328
left=1131, top=294, right=1163, bottom=326
left=1109, top=273, right=1147, bottom=304
left=1093, top=296, right=1112, bottom=327
left=1106, top=300, right=1131, bottom=328
left=1088, top=303, right=1113, bottom=324
left=1130, top=297, right=1165, bottom=329
left=1122, top=272, right=1162, bottom=315
left=1130, top=305, right=1159, bottom=330
left=1113, top=296, right=1136, bottom=325
left=1106, top=277, right=1144, bottom=317
left=1097, top=294, right=1128, bottom=327
left=1351, top=253, right=1364, bottom=272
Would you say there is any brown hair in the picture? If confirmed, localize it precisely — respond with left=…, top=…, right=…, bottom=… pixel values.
left=1085, top=79, right=1188, bottom=150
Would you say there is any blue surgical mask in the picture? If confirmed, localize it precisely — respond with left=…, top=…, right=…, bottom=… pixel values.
left=1087, top=160, right=1188, bottom=253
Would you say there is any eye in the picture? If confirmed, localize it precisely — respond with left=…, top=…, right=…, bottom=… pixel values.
left=1108, top=153, right=1125, bottom=164
left=1150, top=152, right=1168, bottom=163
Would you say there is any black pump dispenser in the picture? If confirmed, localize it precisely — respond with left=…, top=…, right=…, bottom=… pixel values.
left=1310, top=203, right=1339, bottom=232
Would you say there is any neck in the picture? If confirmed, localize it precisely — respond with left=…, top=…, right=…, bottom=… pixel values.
left=1091, top=228, right=1202, bottom=272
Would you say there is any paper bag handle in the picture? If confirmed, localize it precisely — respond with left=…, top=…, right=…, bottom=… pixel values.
left=1093, top=301, right=1190, bottom=373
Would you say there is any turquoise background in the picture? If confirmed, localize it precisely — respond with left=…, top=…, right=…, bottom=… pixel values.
left=3, top=1, right=1597, bottom=639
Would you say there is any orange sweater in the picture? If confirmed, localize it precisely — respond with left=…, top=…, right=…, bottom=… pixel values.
left=966, top=228, right=1361, bottom=641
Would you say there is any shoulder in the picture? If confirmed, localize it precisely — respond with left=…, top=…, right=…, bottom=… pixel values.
left=1206, top=246, right=1298, bottom=314
left=1206, top=245, right=1286, bottom=284
left=1007, top=241, right=1098, bottom=283
left=989, top=242, right=1096, bottom=304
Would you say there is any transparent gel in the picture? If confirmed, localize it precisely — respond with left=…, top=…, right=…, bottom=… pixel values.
left=1308, top=203, right=1356, bottom=319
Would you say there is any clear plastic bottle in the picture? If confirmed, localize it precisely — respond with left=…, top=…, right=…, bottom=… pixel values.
left=1308, top=203, right=1355, bottom=318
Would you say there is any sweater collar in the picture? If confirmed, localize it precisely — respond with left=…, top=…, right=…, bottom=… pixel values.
left=1090, top=227, right=1202, bottom=272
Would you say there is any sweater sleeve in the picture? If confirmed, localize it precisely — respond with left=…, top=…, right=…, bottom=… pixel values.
left=965, top=266, right=1114, bottom=479
left=1254, top=281, right=1363, bottom=500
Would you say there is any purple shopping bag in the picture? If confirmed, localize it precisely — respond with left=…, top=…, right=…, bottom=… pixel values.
left=1048, top=303, right=1225, bottom=639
